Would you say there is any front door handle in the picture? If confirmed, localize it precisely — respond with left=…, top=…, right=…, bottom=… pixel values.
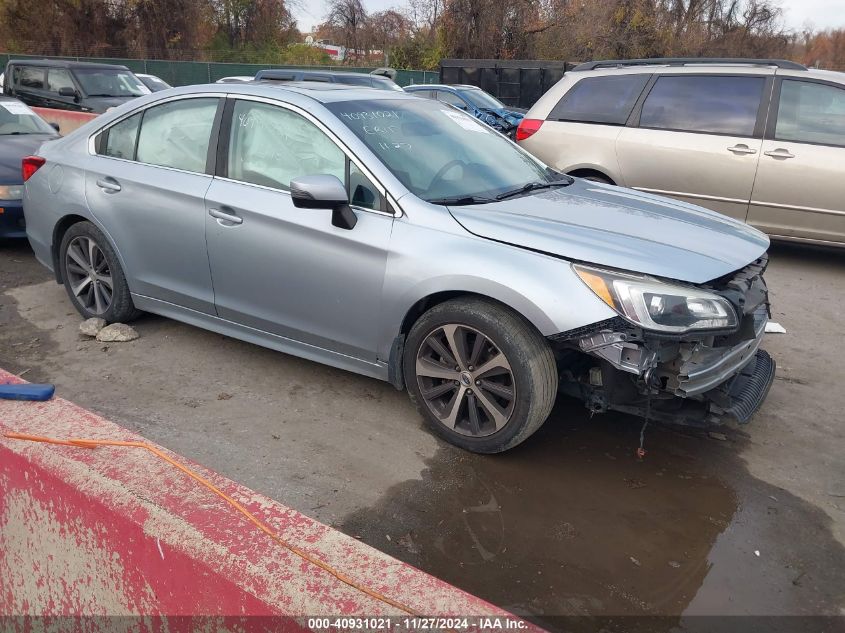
left=96, top=177, right=121, bottom=193
left=727, top=144, right=758, bottom=155
left=763, top=148, right=795, bottom=159
left=208, top=207, right=243, bottom=225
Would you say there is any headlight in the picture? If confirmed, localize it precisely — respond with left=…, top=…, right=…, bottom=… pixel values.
left=574, top=264, right=738, bottom=333
left=0, top=185, right=23, bottom=200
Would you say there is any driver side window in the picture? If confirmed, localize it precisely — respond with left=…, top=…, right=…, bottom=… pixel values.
left=228, top=100, right=345, bottom=190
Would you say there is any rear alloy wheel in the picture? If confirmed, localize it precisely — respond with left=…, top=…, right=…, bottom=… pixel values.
left=405, top=298, right=558, bottom=453
left=64, top=235, right=113, bottom=316
left=59, top=221, right=141, bottom=323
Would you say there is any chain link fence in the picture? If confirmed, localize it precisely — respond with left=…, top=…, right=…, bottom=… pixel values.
left=0, top=53, right=440, bottom=87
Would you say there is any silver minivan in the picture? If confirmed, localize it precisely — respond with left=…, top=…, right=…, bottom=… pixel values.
left=518, top=58, right=845, bottom=247
left=23, top=81, right=775, bottom=452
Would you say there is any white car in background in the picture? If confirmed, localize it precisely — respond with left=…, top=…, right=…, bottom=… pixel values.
left=136, top=73, right=171, bottom=92
left=215, top=76, right=254, bottom=84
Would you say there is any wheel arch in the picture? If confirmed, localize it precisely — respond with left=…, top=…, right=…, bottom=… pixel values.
left=386, top=287, right=560, bottom=391
left=51, top=213, right=128, bottom=286
left=567, top=167, right=617, bottom=185
left=51, top=214, right=89, bottom=283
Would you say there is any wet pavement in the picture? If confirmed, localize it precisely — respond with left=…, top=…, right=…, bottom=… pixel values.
left=2, top=238, right=844, bottom=629
left=343, top=402, right=845, bottom=629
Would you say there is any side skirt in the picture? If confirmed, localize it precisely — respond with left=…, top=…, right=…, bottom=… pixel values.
left=130, top=294, right=390, bottom=382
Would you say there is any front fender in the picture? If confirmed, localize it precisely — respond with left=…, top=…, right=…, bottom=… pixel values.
left=378, top=216, right=617, bottom=360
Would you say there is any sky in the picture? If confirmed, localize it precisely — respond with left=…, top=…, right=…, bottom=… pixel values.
left=292, top=0, right=845, bottom=35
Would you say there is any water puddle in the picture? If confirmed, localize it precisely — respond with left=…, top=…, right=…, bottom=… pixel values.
left=343, top=400, right=845, bottom=629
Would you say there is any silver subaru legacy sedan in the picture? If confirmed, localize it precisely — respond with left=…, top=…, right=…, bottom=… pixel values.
left=22, top=82, right=776, bottom=453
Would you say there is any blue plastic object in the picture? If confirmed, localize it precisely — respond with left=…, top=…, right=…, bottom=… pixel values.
left=0, top=383, right=55, bottom=401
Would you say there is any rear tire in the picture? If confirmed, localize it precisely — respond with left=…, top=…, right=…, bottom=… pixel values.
left=404, top=297, right=557, bottom=453
left=59, top=221, right=141, bottom=323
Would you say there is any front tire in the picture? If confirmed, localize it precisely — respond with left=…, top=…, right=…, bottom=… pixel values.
left=404, top=297, right=557, bottom=453
left=59, top=221, right=140, bottom=323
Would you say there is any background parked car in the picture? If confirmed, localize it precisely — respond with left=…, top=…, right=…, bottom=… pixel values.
left=215, top=76, right=254, bottom=84
left=405, top=84, right=526, bottom=136
left=2, top=59, right=150, bottom=114
left=0, top=95, right=59, bottom=238
left=255, top=69, right=404, bottom=91
left=517, top=58, right=845, bottom=247
left=136, top=73, right=171, bottom=92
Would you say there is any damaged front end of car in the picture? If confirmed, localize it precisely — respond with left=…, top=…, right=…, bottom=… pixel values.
left=552, top=256, right=776, bottom=427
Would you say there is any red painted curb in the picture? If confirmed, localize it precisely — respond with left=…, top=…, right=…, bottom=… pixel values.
left=31, top=107, right=98, bottom=135
left=0, top=369, right=538, bottom=627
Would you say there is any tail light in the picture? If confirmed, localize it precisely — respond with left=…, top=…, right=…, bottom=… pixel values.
left=22, top=156, right=46, bottom=182
left=515, top=119, right=543, bottom=142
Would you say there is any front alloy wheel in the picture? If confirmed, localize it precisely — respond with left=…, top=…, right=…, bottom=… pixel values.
left=405, top=297, right=558, bottom=453
left=416, top=324, right=516, bottom=437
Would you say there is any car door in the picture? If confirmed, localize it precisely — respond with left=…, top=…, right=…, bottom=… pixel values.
left=204, top=97, right=394, bottom=361
left=616, top=73, right=771, bottom=221
left=747, top=77, right=845, bottom=244
left=85, top=95, right=222, bottom=314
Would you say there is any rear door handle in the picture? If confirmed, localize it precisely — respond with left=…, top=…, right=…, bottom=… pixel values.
left=764, top=148, right=795, bottom=159
left=208, top=207, right=243, bottom=225
left=96, top=177, right=121, bottom=193
left=727, top=144, right=758, bottom=155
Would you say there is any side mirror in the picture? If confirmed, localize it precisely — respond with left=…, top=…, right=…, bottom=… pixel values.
left=49, top=122, right=61, bottom=132
left=58, top=87, right=78, bottom=100
left=290, top=175, right=357, bottom=230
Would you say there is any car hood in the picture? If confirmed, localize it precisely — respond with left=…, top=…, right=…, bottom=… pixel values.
left=447, top=180, right=770, bottom=284
left=0, top=134, right=56, bottom=183
left=482, top=107, right=524, bottom=127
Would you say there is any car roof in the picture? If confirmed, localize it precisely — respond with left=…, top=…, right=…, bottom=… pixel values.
left=238, top=81, right=412, bottom=102
left=571, top=58, right=807, bottom=72
left=258, top=69, right=381, bottom=79
left=6, top=58, right=131, bottom=71
left=136, top=81, right=413, bottom=106
left=406, top=84, right=478, bottom=91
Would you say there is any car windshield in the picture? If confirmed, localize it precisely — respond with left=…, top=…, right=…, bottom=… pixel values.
left=0, top=100, right=56, bottom=135
left=74, top=68, right=149, bottom=97
left=460, top=88, right=506, bottom=110
left=327, top=98, right=551, bottom=202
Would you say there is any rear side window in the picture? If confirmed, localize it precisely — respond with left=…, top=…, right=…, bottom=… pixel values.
left=549, top=74, right=649, bottom=125
left=102, top=113, right=141, bottom=159
left=19, top=67, right=45, bottom=89
left=135, top=98, right=218, bottom=172
left=640, top=75, right=765, bottom=136
left=775, top=80, right=845, bottom=147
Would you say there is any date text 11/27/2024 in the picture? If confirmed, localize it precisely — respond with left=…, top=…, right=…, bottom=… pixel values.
left=306, top=617, right=529, bottom=630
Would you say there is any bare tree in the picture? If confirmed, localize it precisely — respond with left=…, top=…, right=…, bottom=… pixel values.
left=324, top=0, right=367, bottom=59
